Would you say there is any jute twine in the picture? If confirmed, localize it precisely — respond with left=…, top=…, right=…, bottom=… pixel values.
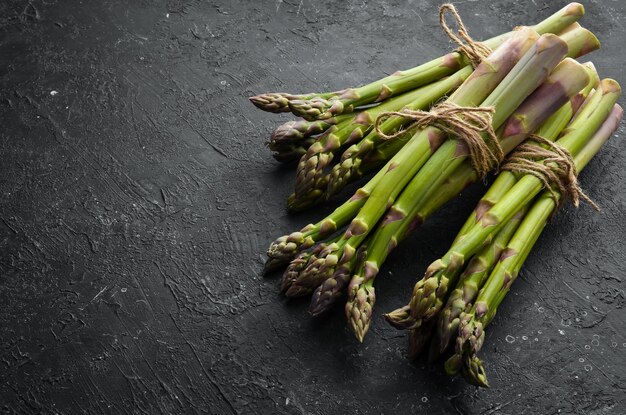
left=501, top=134, right=600, bottom=211
left=374, top=103, right=502, bottom=178
left=439, top=3, right=493, bottom=68
left=373, top=4, right=502, bottom=179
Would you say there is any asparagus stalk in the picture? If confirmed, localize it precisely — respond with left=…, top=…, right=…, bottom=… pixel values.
left=291, top=29, right=543, bottom=295
left=391, top=78, right=619, bottom=332
left=293, top=72, right=469, bottom=198
left=285, top=3, right=585, bottom=120
left=250, top=91, right=341, bottom=113
left=446, top=104, right=623, bottom=387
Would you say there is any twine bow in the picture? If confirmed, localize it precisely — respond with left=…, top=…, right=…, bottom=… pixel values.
left=375, top=103, right=502, bottom=178
left=439, top=3, right=493, bottom=68
left=501, top=134, right=599, bottom=211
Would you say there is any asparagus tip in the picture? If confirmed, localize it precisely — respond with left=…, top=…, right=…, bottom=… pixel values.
left=249, top=93, right=293, bottom=113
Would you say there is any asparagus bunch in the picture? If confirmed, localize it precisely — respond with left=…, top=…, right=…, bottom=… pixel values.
left=447, top=103, right=623, bottom=387
left=384, top=80, right=621, bottom=386
left=386, top=79, right=619, bottom=330
left=251, top=2, right=624, bottom=396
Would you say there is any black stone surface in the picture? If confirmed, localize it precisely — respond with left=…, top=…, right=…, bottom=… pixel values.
left=1, top=0, right=625, bottom=413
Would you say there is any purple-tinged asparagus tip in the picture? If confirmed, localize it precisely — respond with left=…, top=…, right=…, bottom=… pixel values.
left=249, top=93, right=294, bottom=113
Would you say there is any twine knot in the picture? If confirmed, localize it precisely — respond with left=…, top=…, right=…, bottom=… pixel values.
left=375, top=103, right=503, bottom=178
left=501, top=134, right=599, bottom=211
left=439, top=4, right=493, bottom=68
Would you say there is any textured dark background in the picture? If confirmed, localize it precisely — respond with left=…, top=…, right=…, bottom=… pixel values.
left=1, top=0, right=625, bottom=413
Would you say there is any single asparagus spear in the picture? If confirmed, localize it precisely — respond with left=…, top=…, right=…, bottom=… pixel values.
left=285, top=3, right=585, bottom=120
left=291, top=29, right=543, bottom=295
left=293, top=71, right=469, bottom=198
left=265, top=27, right=539, bottom=271
left=391, top=78, right=619, bottom=332
left=446, top=104, right=623, bottom=387
left=250, top=91, right=342, bottom=113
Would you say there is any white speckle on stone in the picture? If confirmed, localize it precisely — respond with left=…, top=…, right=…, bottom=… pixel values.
left=285, top=398, right=289, bottom=406
left=166, top=13, right=170, bottom=18
left=50, top=90, right=58, bottom=96
left=558, top=329, right=565, bottom=335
